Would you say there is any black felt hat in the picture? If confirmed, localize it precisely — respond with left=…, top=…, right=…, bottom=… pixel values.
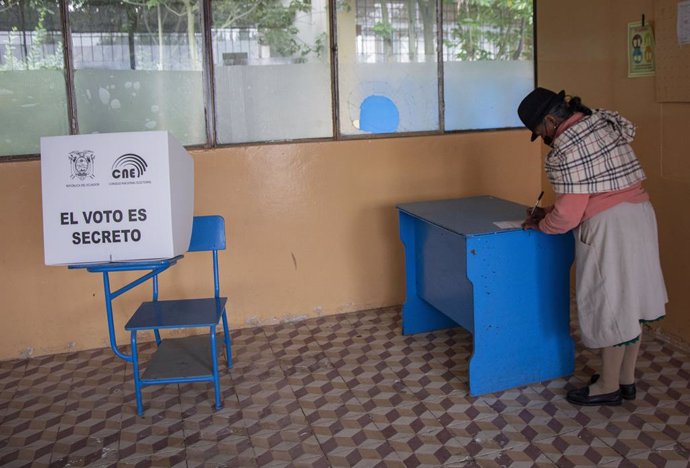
left=517, top=87, right=566, bottom=141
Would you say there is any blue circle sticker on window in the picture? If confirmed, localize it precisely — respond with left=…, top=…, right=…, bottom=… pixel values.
left=359, top=95, right=399, bottom=134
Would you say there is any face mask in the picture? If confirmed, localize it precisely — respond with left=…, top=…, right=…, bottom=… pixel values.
left=541, top=118, right=561, bottom=147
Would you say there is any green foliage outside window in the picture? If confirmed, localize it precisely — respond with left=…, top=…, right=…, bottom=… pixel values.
left=0, top=0, right=62, bottom=70
left=214, top=0, right=315, bottom=58
left=445, top=0, right=533, bottom=61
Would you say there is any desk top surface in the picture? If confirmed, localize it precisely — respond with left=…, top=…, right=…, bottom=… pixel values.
left=68, top=255, right=184, bottom=272
left=397, top=196, right=528, bottom=237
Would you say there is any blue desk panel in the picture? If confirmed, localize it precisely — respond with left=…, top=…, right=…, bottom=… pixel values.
left=398, top=196, right=574, bottom=396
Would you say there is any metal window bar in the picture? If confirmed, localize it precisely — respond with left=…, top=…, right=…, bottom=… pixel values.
left=354, top=0, right=437, bottom=63
left=1, top=28, right=269, bottom=70
left=1, top=13, right=525, bottom=68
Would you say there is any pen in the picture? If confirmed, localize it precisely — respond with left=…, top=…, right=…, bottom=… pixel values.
left=530, top=191, right=544, bottom=216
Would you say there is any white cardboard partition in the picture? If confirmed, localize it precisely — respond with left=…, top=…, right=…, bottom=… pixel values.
left=40, top=131, right=194, bottom=265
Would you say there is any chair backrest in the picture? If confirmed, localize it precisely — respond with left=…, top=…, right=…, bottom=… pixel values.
left=188, top=216, right=226, bottom=252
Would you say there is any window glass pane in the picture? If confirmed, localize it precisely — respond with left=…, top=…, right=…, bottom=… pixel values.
left=337, top=0, right=439, bottom=136
left=443, top=0, right=534, bottom=131
left=0, top=0, right=68, bottom=156
left=212, top=0, right=333, bottom=144
left=70, top=0, right=205, bottom=145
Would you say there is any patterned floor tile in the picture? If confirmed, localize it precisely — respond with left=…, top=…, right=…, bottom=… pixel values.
left=308, top=409, right=406, bottom=466
left=336, top=360, right=402, bottom=385
left=55, top=404, right=122, bottom=437
left=0, top=360, right=27, bottom=415
left=386, top=426, right=470, bottom=467
left=572, top=403, right=660, bottom=431
left=0, top=444, right=55, bottom=467
left=0, top=307, right=689, bottom=466
left=8, top=381, right=72, bottom=410
left=586, top=417, right=677, bottom=457
left=648, top=400, right=690, bottom=443
left=526, top=378, right=605, bottom=424
left=183, top=408, right=248, bottom=447
left=452, top=443, right=557, bottom=467
left=0, top=391, right=13, bottom=427
left=20, top=354, right=77, bottom=385
left=117, top=429, right=186, bottom=463
left=602, top=442, right=690, bottom=468
left=367, top=399, right=440, bottom=429
left=238, top=393, right=300, bottom=416
left=178, top=374, right=237, bottom=410
left=365, top=399, right=461, bottom=465
left=250, top=431, right=323, bottom=464
left=534, top=428, right=624, bottom=467
left=186, top=438, right=258, bottom=467
left=49, top=428, right=120, bottom=467
left=1, top=403, right=66, bottom=448
left=481, top=383, right=556, bottom=414
left=322, top=440, right=405, bottom=468
left=396, top=364, right=468, bottom=400
left=499, top=406, right=581, bottom=443
left=421, top=392, right=498, bottom=425
left=116, top=448, right=188, bottom=467
left=118, top=406, right=187, bottom=458
left=349, top=383, right=423, bottom=413
left=447, top=412, right=536, bottom=457
left=234, top=364, right=287, bottom=385
left=309, top=410, right=382, bottom=445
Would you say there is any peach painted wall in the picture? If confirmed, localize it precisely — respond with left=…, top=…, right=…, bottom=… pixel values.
left=537, top=0, right=690, bottom=344
left=7, top=0, right=685, bottom=361
left=0, top=132, right=541, bottom=359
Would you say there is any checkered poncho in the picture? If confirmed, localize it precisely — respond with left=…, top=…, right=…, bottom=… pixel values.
left=545, top=109, right=646, bottom=194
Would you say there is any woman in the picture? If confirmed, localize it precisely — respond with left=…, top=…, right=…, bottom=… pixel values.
left=517, top=87, right=667, bottom=406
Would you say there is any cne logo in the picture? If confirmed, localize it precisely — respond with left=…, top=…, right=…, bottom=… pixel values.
left=111, top=153, right=148, bottom=179
left=69, top=150, right=96, bottom=180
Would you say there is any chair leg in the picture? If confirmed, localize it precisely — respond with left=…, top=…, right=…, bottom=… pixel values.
left=153, top=329, right=162, bottom=346
left=221, top=310, right=231, bottom=368
left=130, top=331, right=144, bottom=417
left=210, top=327, right=222, bottom=410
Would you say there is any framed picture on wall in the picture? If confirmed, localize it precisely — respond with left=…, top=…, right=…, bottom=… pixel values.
left=628, top=21, right=656, bottom=78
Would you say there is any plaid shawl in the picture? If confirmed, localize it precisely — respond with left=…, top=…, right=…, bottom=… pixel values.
left=545, top=110, right=646, bottom=194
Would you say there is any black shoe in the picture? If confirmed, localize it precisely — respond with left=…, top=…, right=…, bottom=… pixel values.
left=566, top=385, right=622, bottom=406
left=589, top=374, right=636, bottom=400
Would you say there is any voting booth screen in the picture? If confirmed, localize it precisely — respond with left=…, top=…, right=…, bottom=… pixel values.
left=40, top=131, right=194, bottom=265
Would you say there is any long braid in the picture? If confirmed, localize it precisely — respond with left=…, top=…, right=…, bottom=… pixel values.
left=565, top=95, right=593, bottom=116
left=546, top=94, right=593, bottom=125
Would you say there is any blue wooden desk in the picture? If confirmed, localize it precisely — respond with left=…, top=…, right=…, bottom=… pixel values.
left=397, top=195, right=574, bottom=396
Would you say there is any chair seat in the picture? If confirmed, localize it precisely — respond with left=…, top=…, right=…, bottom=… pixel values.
left=125, top=297, right=228, bottom=331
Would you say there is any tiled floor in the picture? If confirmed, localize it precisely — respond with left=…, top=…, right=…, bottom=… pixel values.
left=1, top=306, right=690, bottom=467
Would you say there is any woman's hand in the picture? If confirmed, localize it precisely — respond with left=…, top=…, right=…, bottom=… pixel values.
left=527, top=206, right=546, bottom=220
left=521, top=217, right=540, bottom=230
left=522, top=206, right=546, bottom=230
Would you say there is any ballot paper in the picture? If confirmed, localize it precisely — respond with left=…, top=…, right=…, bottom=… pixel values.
left=493, top=220, right=523, bottom=229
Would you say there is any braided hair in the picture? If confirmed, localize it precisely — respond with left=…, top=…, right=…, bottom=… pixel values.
left=547, top=95, right=593, bottom=122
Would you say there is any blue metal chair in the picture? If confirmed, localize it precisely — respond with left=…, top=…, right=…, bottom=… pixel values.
left=124, top=215, right=231, bottom=416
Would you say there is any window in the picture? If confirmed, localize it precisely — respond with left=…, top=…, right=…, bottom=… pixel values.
left=443, top=0, right=534, bottom=130
left=212, top=0, right=333, bottom=143
left=0, top=0, right=534, bottom=157
left=337, top=0, right=439, bottom=135
left=69, top=0, right=206, bottom=145
left=0, top=0, right=68, bottom=156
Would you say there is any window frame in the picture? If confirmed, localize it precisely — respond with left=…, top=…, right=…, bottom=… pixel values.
left=1, top=0, right=536, bottom=161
